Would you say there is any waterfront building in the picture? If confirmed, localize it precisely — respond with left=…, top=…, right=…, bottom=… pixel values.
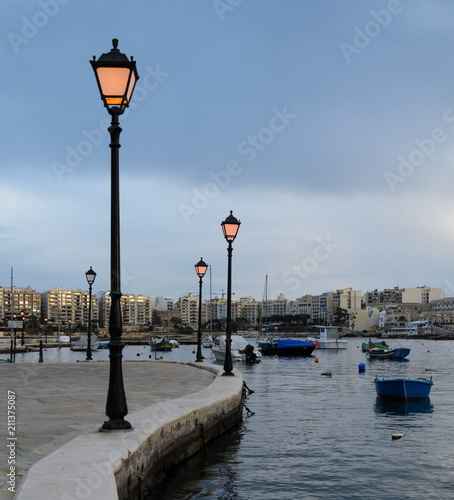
left=1, top=286, right=41, bottom=320
left=41, top=287, right=98, bottom=329
left=98, top=291, right=151, bottom=328
left=150, top=295, right=174, bottom=311
left=177, top=293, right=202, bottom=329
left=401, top=285, right=445, bottom=304
left=349, top=306, right=380, bottom=332
left=332, top=288, right=362, bottom=313
left=238, top=297, right=260, bottom=325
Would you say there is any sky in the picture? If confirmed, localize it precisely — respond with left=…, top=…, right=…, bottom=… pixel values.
left=3, top=0, right=454, bottom=303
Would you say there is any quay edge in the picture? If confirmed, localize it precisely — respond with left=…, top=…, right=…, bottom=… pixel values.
left=13, top=362, right=244, bottom=500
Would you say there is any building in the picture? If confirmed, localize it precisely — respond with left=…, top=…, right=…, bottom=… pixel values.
left=332, top=288, right=362, bottom=313
left=177, top=293, right=201, bottom=329
left=401, top=286, right=445, bottom=304
left=1, top=286, right=41, bottom=321
left=41, top=288, right=98, bottom=328
left=98, top=291, right=151, bottom=328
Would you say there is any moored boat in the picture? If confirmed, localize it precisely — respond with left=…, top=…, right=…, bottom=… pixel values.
left=316, top=326, right=347, bottom=349
left=212, top=335, right=261, bottom=363
left=71, top=334, right=99, bottom=351
left=149, top=336, right=173, bottom=351
left=366, top=346, right=410, bottom=359
left=260, top=339, right=316, bottom=357
left=374, top=377, right=433, bottom=401
left=361, top=339, right=389, bottom=352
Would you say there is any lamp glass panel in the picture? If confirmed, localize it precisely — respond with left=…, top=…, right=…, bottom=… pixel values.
left=96, top=67, right=131, bottom=100
left=126, top=72, right=137, bottom=102
left=196, top=264, right=208, bottom=276
left=223, top=223, right=239, bottom=240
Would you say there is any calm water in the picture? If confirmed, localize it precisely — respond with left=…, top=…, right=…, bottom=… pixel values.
left=152, top=338, right=454, bottom=500
left=4, top=339, right=454, bottom=499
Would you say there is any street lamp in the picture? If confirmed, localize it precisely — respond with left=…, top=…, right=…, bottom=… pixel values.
left=20, top=310, right=25, bottom=346
left=44, top=317, right=48, bottom=343
left=85, top=266, right=97, bottom=361
left=90, top=39, right=139, bottom=431
left=221, top=210, right=241, bottom=376
left=194, top=258, right=208, bottom=362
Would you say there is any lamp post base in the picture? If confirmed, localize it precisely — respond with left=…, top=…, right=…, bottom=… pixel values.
left=100, top=418, right=133, bottom=431
left=222, top=371, right=235, bottom=376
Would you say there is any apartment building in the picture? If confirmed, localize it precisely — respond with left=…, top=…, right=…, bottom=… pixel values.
left=41, top=288, right=98, bottom=327
left=401, top=286, right=445, bottom=304
left=150, top=295, right=174, bottom=311
left=177, top=293, right=200, bottom=329
left=98, top=291, right=151, bottom=327
left=0, top=286, right=41, bottom=320
left=332, top=288, right=362, bottom=313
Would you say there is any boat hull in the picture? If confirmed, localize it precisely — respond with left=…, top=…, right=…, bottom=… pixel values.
left=368, top=347, right=410, bottom=359
left=317, top=340, right=347, bottom=349
left=374, top=378, right=433, bottom=401
left=261, top=339, right=316, bottom=357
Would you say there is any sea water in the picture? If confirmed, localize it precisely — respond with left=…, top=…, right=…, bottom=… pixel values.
left=151, top=338, right=454, bottom=500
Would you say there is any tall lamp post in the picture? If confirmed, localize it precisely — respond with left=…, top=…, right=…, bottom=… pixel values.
left=85, top=267, right=97, bottom=361
left=20, top=310, right=25, bottom=346
left=44, top=318, right=48, bottom=344
left=91, top=39, right=139, bottom=431
left=194, top=258, right=208, bottom=362
left=221, top=211, right=241, bottom=376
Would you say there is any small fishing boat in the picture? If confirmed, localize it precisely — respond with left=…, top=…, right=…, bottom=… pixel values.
left=260, top=339, right=316, bottom=357
left=361, top=339, right=389, bottom=352
left=374, top=377, right=433, bottom=401
left=366, top=346, right=410, bottom=359
left=212, top=335, right=261, bottom=363
left=97, top=341, right=109, bottom=349
left=149, top=337, right=173, bottom=351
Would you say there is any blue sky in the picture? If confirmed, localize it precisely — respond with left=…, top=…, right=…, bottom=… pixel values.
left=2, top=0, right=454, bottom=302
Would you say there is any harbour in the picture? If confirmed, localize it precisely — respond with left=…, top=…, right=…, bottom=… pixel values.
left=2, top=338, right=453, bottom=499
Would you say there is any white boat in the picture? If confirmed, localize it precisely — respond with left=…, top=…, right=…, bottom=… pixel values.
left=202, top=336, right=214, bottom=348
left=212, top=335, right=261, bottom=363
left=315, top=326, right=347, bottom=349
left=71, top=334, right=99, bottom=351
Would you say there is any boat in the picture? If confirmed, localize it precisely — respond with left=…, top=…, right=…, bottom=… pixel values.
left=361, top=338, right=389, bottom=352
left=169, top=339, right=179, bottom=348
left=374, top=377, right=433, bottom=401
left=202, top=336, right=214, bottom=348
left=260, top=339, right=316, bottom=357
left=212, top=335, right=261, bottom=363
left=366, top=346, right=410, bottom=359
left=71, top=334, right=99, bottom=351
left=97, top=341, right=109, bottom=349
left=316, top=326, right=347, bottom=349
left=149, top=336, right=173, bottom=351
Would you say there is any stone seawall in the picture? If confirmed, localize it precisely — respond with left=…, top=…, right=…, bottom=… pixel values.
left=13, top=362, right=243, bottom=500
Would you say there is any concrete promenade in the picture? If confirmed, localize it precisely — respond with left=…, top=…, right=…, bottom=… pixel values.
left=0, top=360, right=243, bottom=499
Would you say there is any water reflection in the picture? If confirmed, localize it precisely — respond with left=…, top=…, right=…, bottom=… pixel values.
left=150, top=424, right=244, bottom=500
left=374, top=397, right=434, bottom=416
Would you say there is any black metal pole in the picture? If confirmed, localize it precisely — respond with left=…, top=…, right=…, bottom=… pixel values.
left=21, top=319, right=25, bottom=346
left=101, top=111, right=131, bottom=431
left=39, top=340, right=43, bottom=363
left=223, top=241, right=234, bottom=376
left=196, top=275, right=204, bottom=362
left=86, top=283, right=93, bottom=360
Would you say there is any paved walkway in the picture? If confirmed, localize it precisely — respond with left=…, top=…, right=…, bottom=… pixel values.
left=0, top=360, right=215, bottom=497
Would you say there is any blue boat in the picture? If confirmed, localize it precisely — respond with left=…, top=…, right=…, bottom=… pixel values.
left=260, top=339, right=316, bottom=357
left=367, top=346, right=410, bottom=359
left=374, top=377, right=433, bottom=401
